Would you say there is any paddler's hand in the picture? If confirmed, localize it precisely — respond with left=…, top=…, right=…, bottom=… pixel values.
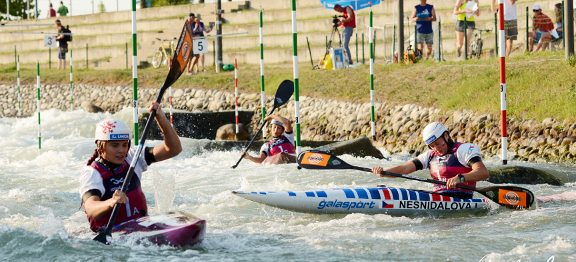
left=446, top=176, right=460, bottom=189
left=372, top=166, right=395, bottom=178
left=149, top=101, right=163, bottom=114
left=109, top=190, right=127, bottom=208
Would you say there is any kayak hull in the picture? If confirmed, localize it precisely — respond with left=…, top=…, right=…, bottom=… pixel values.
left=233, top=187, right=489, bottom=217
left=112, top=211, right=206, bottom=247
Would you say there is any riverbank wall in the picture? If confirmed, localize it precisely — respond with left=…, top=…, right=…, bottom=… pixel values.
left=1, top=84, right=574, bottom=164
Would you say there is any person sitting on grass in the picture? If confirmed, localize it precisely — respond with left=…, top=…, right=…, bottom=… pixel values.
left=242, top=115, right=296, bottom=165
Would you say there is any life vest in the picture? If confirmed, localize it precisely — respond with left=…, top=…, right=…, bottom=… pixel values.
left=265, top=135, right=295, bottom=156
left=427, top=143, right=476, bottom=196
left=341, top=7, right=356, bottom=28
left=87, top=160, right=148, bottom=232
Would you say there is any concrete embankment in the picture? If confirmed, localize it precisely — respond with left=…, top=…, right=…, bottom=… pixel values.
left=1, top=84, right=575, bottom=164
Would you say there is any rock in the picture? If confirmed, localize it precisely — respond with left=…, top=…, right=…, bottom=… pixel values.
left=81, top=101, right=104, bottom=113
left=215, top=123, right=249, bottom=141
left=488, top=166, right=563, bottom=186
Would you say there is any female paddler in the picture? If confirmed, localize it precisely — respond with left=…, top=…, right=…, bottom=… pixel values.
left=79, top=102, right=181, bottom=232
left=242, top=114, right=296, bottom=164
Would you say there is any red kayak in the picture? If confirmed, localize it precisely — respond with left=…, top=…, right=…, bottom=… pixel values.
left=112, top=211, right=206, bottom=247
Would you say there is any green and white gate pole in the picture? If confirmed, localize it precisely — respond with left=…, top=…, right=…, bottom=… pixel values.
left=369, top=10, right=376, bottom=140
left=291, top=0, right=302, bottom=156
left=69, top=49, right=74, bottom=110
left=36, top=62, right=42, bottom=150
left=16, top=55, right=22, bottom=116
left=259, top=9, right=266, bottom=127
left=131, top=0, right=139, bottom=144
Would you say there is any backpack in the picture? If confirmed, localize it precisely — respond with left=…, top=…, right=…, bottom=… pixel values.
left=62, top=26, right=72, bottom=42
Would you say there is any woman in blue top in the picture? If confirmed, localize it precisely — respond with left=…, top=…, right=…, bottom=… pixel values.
left=411, top=0, right=437, bottom=59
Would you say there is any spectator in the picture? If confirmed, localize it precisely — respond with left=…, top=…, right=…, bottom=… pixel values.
left=491, top=0, right=518, bottom=56
left=453, top=0, right=480, bottom=58
left=529, top=4, right=554, bottom=52
left=189, top=14, right=213, bottom=73
left=48, top=3, right=57, bottom=18
left=58, top=1, right=69, bottom=17
left=333, top=4, right=356, bottom=65
left=411, top=0, right=437, bottom=59
left=186, top=12, right=197, bottom=74
left=55, top=19, right=68, bottom=70
left=553, top=3, right=563, bottom=39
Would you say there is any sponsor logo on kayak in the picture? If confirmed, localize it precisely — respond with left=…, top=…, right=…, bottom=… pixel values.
left=306, top=153, right=325, bottom=164
left=302, top=152, right=329, bottom=167
left=317, top=199, right=376, bottom=210
left=398, top=201, right=478, bottom=210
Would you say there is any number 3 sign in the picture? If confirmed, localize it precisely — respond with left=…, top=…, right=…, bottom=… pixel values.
left=193, top=37, right=208, bottom=54
left=44, top=35, right=58, bottom=48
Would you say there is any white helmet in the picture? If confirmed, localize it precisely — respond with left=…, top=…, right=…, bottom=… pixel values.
left=422, top=122, right=448, bottom=145
left=271, top=119, right=284, bottom=129
left=95, top=119, right=131, bottom=141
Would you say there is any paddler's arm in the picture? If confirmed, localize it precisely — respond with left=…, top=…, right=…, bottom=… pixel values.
left=372, top=160, right=418, bottom=178
left=242, top=151, right=266, bottom=164
left=82, top=190, right=127, bottom=220
left=149, top=102, right=182, bottom=162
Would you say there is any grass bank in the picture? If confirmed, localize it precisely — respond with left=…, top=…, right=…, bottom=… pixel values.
left=1, top=51, right=575, bottom=121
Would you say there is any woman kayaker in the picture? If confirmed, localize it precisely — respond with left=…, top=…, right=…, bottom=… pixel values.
left=371, top=122, right=489, bottom=199
left=79, top=102, right=182, bottom=232
left=242, top=114, right=296, bottom=164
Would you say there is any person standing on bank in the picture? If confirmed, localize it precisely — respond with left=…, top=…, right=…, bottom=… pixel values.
left=334, top=4, right=356, bottom=65
left=371, top=122, right=489, bottom=199
left=242, top=115, right=296, bottom=165
left=79, top=102, right=182, bottom=233
left=411, top=0, right=437, bottom=59
left=48, top=3, right=57, bottom=18
left=57, top=1, right=69, bottom=17
left=491, top=0, right=518, bottom=56
left=454, top=0, right=480, bottom=58
left=55, top=19, right=68, bottom=70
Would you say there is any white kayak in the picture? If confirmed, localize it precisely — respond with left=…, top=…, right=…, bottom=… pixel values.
left=233, top=186, right=490, bottom=217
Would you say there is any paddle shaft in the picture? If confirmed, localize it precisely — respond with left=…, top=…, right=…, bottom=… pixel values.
left=231, top=106, right=278, bottom=168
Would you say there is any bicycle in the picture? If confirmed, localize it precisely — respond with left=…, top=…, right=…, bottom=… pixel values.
left=470, top=28, right=491, bottom=59
left=151, top=37, right=176, bottom=68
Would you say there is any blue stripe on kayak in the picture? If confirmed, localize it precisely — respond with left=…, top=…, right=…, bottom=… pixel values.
left=305, top=191, right=315, bottom=197
left=399, top=188, right=408, bottom=200
left=418, top=191, right=430, bottom=201
left=316, top=191, right=327, bottom=198
left=367, top=188, right=381, bottom=199
left=288, top=191, right=296, bottom=196
left=471, top=198, right=483, bottom=202
left=355, top=188, right=369, bottom=199
left=409, top=190, right=417, bottom=200
left=452, top=197, right=461, bottom=202
left=259, top=192, right=267, bottom=195
left=390, top=188, right=399, bottom=200
left=343, top=189, right=355, bottom=199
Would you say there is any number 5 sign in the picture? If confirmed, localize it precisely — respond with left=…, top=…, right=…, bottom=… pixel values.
left=44, top=35, right=58, bottom=48
left=193, top=37, right=208, bottom=54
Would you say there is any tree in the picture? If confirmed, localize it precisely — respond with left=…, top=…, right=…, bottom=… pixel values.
left=151, top=0, right=190, bottom=7
left=0, top=0, right=37, bottom=20
left=98, top=0, right=106, bottom=13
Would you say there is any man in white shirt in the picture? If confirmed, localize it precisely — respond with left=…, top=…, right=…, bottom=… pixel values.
left=492, top=0, right=518, bottom=56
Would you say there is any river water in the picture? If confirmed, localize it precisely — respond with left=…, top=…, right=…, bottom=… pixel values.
left=1, top=108, right=575, bottom=261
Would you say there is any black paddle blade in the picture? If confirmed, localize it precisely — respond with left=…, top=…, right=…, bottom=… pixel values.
left=477, top=185, right=536, bottom=209
left=297, top=150, right=353, bottom=170
left=273, top=80, right=294, bottom=108
left=93, top=231, right=110, bottom=245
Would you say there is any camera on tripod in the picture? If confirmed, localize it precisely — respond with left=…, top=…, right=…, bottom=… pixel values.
left=331, top=15, right=342, bottom=28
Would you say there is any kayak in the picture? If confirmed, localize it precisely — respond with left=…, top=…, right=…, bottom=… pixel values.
left=233, top=186, right=490, bottom=217
left=112, top=211, right=206, bottom=247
